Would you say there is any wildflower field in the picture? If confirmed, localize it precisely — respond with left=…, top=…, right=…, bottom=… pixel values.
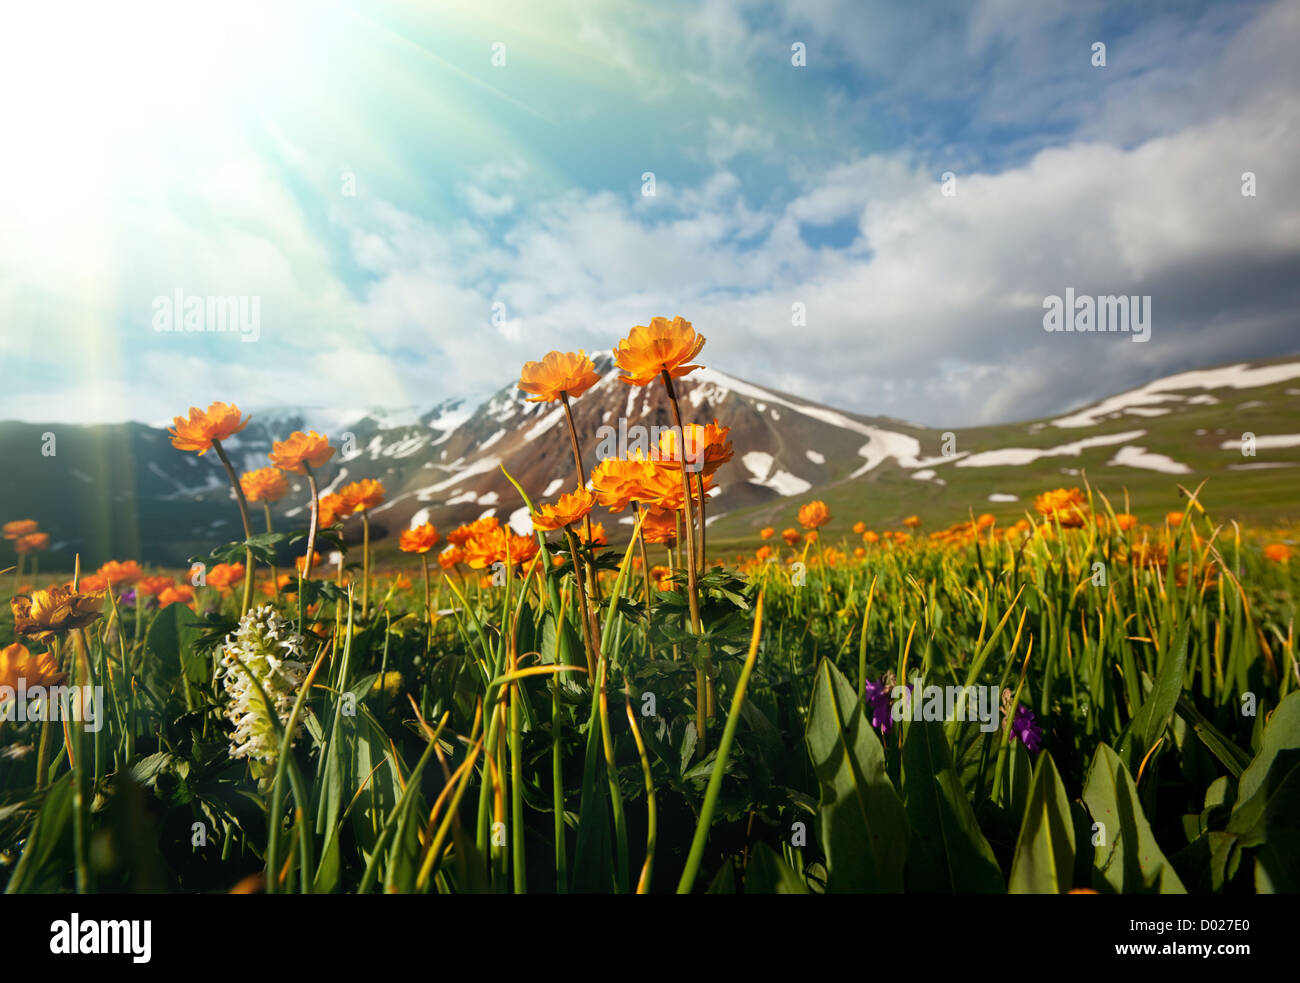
left=2, top=320, right=1297, bottom=896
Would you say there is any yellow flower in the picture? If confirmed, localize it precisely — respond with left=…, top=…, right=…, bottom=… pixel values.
left=0, top=642, right=67, bottom=692
left=11, top=585, right=106, bottom=642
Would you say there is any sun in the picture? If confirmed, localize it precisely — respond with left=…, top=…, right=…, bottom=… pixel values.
left=0, top=0, right=307, bottom=221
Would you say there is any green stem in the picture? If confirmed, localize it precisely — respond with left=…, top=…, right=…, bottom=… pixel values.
left=677, top=593, right=764, bottom=894
left=212, top=438, right=255, bottom=617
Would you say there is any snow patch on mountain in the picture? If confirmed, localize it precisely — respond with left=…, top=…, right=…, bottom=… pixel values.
left=1107, top=446, right=1190, bottom=474
left=1051, top=362, right=1300, bottom=428
left=957, top=431, right=1144, bottom=467
left=1219, top=434, right=1300, bottom=451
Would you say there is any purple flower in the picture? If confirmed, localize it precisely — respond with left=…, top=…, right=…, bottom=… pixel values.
left=120, top=589, right=137, bottom=605
left=1010, top=704, right=1044, bottom=753
left=862, top=678, right=896, bottom=735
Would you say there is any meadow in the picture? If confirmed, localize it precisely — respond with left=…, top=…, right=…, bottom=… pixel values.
left=1, top=317, right=1297, bottom=894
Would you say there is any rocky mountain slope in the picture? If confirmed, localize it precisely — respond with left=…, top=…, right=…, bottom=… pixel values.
left=3, top=354, right=1298, bottom=567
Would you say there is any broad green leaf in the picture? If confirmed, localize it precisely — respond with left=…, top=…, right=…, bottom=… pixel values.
left=144, top=601, right=206, bottom=695
left=1117, top=622, right=1189, bottom=773
left=744, top=843, right=809, bottom=894
left=5, top=774, right=73, bottom=894
left=1237, top=691, right=1300, bottom=805
left=706, top=860, right=737, bottom=894
left=804, top=659, right=908, bottom=892
left=1008, top=752, right=1075, bottom=893
left=1082, top=742, right=1186, bottom=893
left=1176, top=697, right=1252, bottom=778
left=1228, top=749, right=1300, bottom=848
left=901, top=720, right=1003, bottom=892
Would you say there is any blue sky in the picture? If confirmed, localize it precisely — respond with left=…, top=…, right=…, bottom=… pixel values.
left=1, top=0, right=1296, bottom=428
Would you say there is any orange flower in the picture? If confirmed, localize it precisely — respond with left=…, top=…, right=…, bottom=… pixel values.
left=852, top=521, right=866, bottom=535
left=508, top=533, right=540, bottom=567
left=759, top=527, right=775, bottom=540
left=97, top=559, right=143, bottom=586
left=532, top=487, right=596, bottom=531
left=462, top=531, right=503, bottom=570
left=1125, top=541, right=1168, bottom=569
left=438, top=546, right=464, bottom=570
left=782, top=528, right=801, bottom=546
left=77, top=574, right=109, bottom=593
left=446, top=525, right=474, bottom=547
left=11, top=585, right=106, bottom=641
left=0, top=642, right=67, bottom=691
left=1034, top=488, right=1087, bottom=528
left=270, top=430, right=335, bottom=474
left=15, top=532, right=49, bottom=554
left=1115, top=513, right=1139, bottom=531
left=640, top=507, right=679, bottom=545
left=590, top=457, right=657, bottom=512
left=241, top=467, right=290, bottom=504
left=295, top=552, right=323, bottom=576
left=755, top=545, right=773, bottom=563
left=3, top=520, right=38, bottom=540
left=317, top=493, right=345, bottom=528
left=390, top=574, right=413, bottom=590
left=206, top=562, right=246, bottom=592
left=1264, top=543, right=1293, bottom=564
left=976, top=513, right=996, bottom=530
left=1166, top=510, right=1184, bottom=527
left=340, top=479, right=385, bottom=514
left=657, top=421, right=733, bottom=476
left=634, top=462, right=713, bottom=512
left=902, top=514, right=922, bottom=529
left=798, top=501, right=831, bottom=530
left=136, top=575, right=174, bottom=597
left=168, top=401, right=249, bottom=455
left=463, top=526, right=536, bottom=570
left=853, top=547, right=865, bottom=558
left=612, top=316, right=706, bottom=386
left=260, top=574, right=296, bottom=597
left=863, top=530, right=879, bottom=544
left=399, top=523, right=441, bottom=554
left=581, top=522, right=607, bottom=547
left=518, top=350, right=601, bottom=403
left=158, top=584, right=195, bottom=609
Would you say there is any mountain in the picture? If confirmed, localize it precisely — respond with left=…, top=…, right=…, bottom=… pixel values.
left=2, top=355, right=1298, bottom=568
